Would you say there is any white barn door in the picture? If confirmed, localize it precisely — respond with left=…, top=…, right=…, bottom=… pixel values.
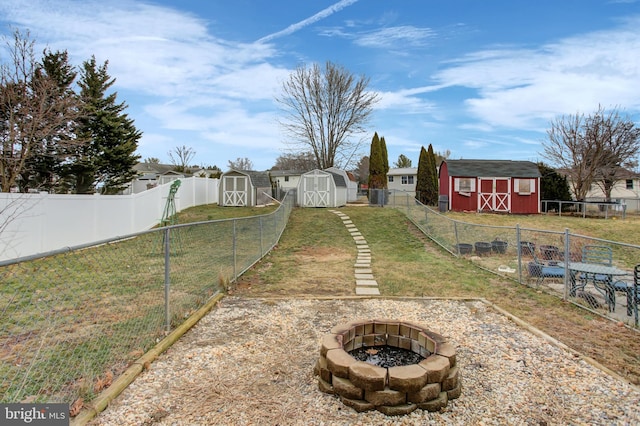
left=223, top=175, right=248, bottom=206
left=303, top=172, right=331, bottom=207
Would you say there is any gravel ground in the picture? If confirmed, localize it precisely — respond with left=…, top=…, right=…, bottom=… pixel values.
left=89, top=297, right=640, bottom=426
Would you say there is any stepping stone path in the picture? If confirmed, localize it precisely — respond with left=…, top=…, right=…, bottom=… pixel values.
left=329, top=210, right=380, bottom=296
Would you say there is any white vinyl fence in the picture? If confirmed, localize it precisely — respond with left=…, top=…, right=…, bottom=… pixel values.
left=0, top=177, right=219, bottom=261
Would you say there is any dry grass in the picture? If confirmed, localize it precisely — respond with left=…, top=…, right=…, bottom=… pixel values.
left=233, top=206, right=640, bottom=385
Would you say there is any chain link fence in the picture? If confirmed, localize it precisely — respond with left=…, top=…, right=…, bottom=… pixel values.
left=380, top=189, right=640, bottom=327
left=0, top=192, right=294, bottom=405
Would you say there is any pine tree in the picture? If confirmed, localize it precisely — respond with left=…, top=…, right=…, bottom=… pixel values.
left=368, top=132, right=384, bottom=191
left=21, top=49, right=79, bottom=192
left=380, top=136, right=389, bottom=188
left=64, top=56, right=141, bottom=194
left=416, top=146, right=429, bottom=205
left=425, top=143, right=439, bottom=205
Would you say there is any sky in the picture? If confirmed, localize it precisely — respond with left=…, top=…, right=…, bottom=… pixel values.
left=1, top=0, right=639, bottom=171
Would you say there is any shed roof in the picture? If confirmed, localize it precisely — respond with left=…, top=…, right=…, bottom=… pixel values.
left=444, top=160, right=541, bottom=178
left=223, top=169, right=272, bottom=188
left=327, top=171, right=347, bottom=187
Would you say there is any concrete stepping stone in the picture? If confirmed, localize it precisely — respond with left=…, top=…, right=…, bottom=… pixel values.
left=356, top=287, right=380, bottom=295
left=355, top=268, right=372, bottom=274
left=356, top=278, right=378, bottom=285
left=355, top=273, right=375, bottom=280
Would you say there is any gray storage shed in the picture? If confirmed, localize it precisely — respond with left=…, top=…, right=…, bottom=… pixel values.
left=219, top=170, right=272, bottom=206
left=298, top=169, right=347, bottom=208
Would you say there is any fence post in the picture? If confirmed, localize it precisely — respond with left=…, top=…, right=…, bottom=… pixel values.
left=259, top=216, right=264, bottom=256
left=563, top=228, right=570, bottom=300
left=516, top=224, right=522, bottom=283
left=453, top=221, right=459, bottom=254
left=164, top=227, right=171, bottom=332
left=233, top=219, right=237, bottom=281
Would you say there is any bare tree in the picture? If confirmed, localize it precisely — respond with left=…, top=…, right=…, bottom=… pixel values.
left=588, top=107, right=640, bottom=201
left=276, top=61, right=379, bottom=170
left=168, top=145, right=195, bottom=172
left=227, top=157, right=253, bottom=171
left=0, top=30, right=83, bottom=192
left=272, top=152, right=316, bottom=172
left=543, top=106, right=640, bottom=201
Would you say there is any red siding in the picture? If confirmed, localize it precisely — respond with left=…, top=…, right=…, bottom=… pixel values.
left=439, top=161, right=540, bottom=213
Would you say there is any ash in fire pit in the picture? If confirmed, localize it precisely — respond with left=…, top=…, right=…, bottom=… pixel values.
left=314, top=319, right=461, bottom=416
left=350, top=345, right=424, bottom=368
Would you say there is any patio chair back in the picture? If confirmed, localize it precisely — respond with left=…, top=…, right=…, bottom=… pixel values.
left=581, top=245, right=612, bottom=266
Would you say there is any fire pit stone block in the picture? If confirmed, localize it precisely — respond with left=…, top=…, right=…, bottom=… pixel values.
left=377, top=403, right=418, bottom=416
left=419, top=355, right=451, bottom=383
left=364, top=387, right=406, bottom=406
left=388, top=364, right=429, bottom=392
left=417, top=391, right=448, bottom=412
left=407, top=383, right=441, bottom=403
left=332, top=376, right=364, bottom=400
left=326, top=348, right=356, bottom=378
left=348, top=361, right=387, bottom=391
left=316, top=319, right=460, bottom=416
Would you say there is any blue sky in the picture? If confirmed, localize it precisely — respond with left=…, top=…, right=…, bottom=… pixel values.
left=1, top=0, right=639, bottom=171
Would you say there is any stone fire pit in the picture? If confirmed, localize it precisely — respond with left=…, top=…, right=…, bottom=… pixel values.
left=314, top=319, right=461, bottom=416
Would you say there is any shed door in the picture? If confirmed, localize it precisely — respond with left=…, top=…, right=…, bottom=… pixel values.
left=303, top=173, right=330, bottom=207
left=223, top=176, right=248, bottom=206
left=478, top=178, right=510, bottom=212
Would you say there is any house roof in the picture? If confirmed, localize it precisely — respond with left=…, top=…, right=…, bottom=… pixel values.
left=444, top=160, right=541, bottom=178
left=388, top=167, right=418, bottom=176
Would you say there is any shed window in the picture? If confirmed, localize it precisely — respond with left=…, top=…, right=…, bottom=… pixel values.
left=454, top=178, right=475, bottom=193
left=515, top=178, right=535, bottom=195
left=284, top=176, right=289, bottom=182
left=626, top=179, right=633, bottom=190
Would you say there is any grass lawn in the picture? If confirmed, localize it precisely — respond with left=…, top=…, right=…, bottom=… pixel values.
left=231, top=206, right=640, bottom=386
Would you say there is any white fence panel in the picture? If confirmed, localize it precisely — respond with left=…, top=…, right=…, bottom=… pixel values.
left=0, top=177, right=219, bottom=261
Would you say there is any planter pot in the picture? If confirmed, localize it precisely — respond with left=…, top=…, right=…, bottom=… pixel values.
left=474, top=242, right=492, bottom=256
left=491, top=240, right=508, bottom=254
left=454, top=243, right=473, bottom=255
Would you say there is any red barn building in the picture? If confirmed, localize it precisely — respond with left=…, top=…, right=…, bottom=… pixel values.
left=439, top=160, right=541, bottom=214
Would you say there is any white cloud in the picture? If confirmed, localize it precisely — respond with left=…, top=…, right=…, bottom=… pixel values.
left=354, top=26, right=436, bottom=49
left=432, top=15, right=640, bottom=129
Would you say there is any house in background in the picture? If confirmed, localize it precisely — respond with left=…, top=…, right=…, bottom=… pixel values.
left=219, top=169, right=272, bottom=207
left=439, top=160, right=541, bottom=214
left=297, top=169, right=347, bottom=207
left=387, top=168, right=418, bottom=196
left=270, top=170, right=303, bottom=199
left=583, top=168, right=640, bottom=201
left=130, top=163, right=187, bottom=194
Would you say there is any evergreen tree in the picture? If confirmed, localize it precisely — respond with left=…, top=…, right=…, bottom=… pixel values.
left=367, top=133, right=385, bottom=196
left=380, top=136, right=389, bottom=188
left=537, top=162, right=572, bottom=211
left=64, top=56, right=141, bottom=194
left=21, top=49, right=79, bottom=192
left=425, top=143, right=439, bottom=205
left=394, top=154, right=412, bottom=168
left=415, top=146, right=429, bottom=205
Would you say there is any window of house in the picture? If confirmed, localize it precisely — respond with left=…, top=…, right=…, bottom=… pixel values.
left=284, top=176, right=289, bottom=182
left=401, top=176, right=408, bottom=184
left=626, top=179, right=633, bottom=190
left=388, top=176, right=394, bottom=182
